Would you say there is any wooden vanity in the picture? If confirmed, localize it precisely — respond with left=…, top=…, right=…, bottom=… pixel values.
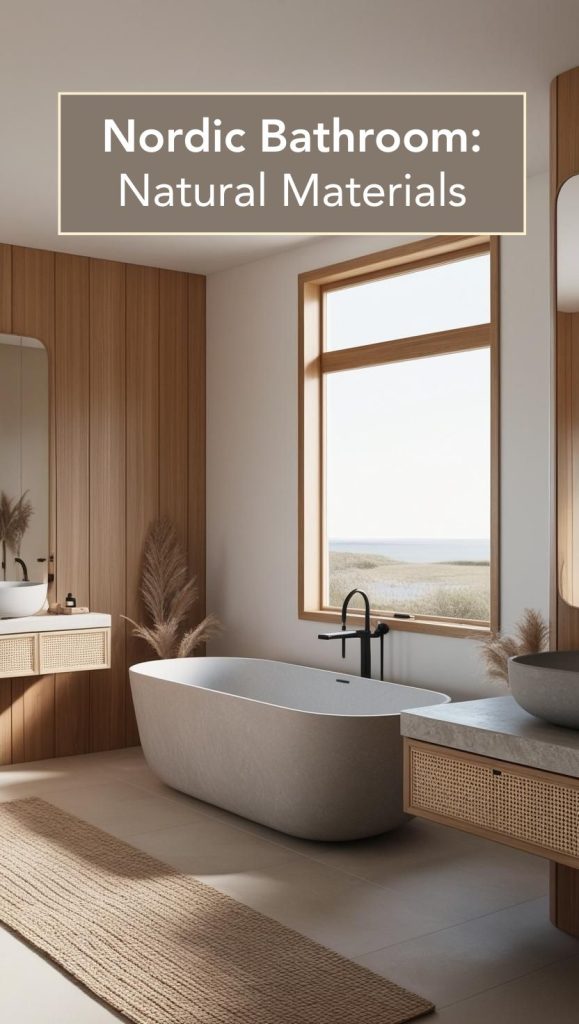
left=0, top=614, right=111, bottom=678
left=402, top=696, right=579, bottom=937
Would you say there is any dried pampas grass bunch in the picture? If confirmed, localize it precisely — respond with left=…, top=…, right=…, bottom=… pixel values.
left=124, top=517, right=220, bottom=659
left=477, top=608, right=549, bottom=683
left=0, top=491, right=33, bottom=581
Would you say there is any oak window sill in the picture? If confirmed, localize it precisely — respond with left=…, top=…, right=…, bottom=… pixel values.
left=299, top=607, right=490, bottom=640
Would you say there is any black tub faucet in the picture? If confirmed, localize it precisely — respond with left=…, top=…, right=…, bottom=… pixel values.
left=318, top=588, right=389, bottom=679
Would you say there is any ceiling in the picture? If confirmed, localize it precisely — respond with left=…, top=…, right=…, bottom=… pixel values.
left=1, top=0, right=579, bottom=274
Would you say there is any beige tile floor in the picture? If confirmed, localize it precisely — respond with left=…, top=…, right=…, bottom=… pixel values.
left=1, top=747, right=579, bottom=1023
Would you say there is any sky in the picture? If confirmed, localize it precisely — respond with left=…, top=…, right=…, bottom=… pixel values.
left=325, top=255, right=491, bottom=541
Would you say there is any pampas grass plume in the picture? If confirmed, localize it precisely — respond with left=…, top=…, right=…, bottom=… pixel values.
left=124, top=517, right=220, bottom=659
left=477, top=608, right=549, bottom=684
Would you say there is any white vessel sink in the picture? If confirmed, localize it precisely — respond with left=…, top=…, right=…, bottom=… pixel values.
left=0, top=581, right=47, bottom=618
left=509, top=651, right=579, bottom=729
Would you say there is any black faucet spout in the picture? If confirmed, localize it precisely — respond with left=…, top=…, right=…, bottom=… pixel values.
left=342, top=588, right=371, bottom=633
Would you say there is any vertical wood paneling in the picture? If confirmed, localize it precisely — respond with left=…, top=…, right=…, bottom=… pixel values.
left=159, top=271, right=189, bottom=545
left=557, top=313, right=573, bottom=635
left=552, top=64, right=579, bottom=941
left=0, top=244, right=12, bottom=763
left=125, top=265, right=160, bottom=745
left=555, top=68, right=579, bottom=652
left=12, top=247, right=56, bottom=762
left=54, top=254, right=90, bottom=756
left=10, top=681, right=24, bottom=763
left=1, top=245, right=205, bottom=763
left=557, top=73, right=579, bottom=190
left=0, top=681, right=11, bottom=765
left=89, top=259, right=127, bottom=750
left=188, top=275, right=206, bottom=621
left=551, top=863, right=579, bottom=937
left=550, top=76, right=559, bottom=645
left=0, top=243, right=11, bottom=331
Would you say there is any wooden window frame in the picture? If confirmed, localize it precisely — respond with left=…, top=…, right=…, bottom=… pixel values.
left=298, top=234, right=500, bottom=639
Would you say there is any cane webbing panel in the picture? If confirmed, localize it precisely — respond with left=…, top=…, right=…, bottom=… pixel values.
left=39, top=629, right=108, bottom=673
left=0, top=634, right=37, bottom=675
left=409, top=744, right=579, bottom=861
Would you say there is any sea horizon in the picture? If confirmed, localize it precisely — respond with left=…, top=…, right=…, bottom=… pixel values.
left=329, top=538, right=490, bottom=564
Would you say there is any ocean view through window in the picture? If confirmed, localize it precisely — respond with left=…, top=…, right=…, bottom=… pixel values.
left=328, top=538, right=491, bottom=621
left=299, top=235, right=499, bottom=636
left=325, top=347, right=491, bottom=622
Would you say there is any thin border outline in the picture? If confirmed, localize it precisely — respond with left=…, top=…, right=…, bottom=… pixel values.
left=57, top=90, right=527, bottom=237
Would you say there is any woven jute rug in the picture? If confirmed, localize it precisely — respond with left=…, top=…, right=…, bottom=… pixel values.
left=0, top=798, right=433, bottom=1024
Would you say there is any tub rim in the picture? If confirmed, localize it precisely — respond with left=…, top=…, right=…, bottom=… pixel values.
left=129, top=655, right=451, bottom=720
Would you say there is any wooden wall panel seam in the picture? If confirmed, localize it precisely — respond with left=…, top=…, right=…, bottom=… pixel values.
left=188, top=275, right=207, bottom=628
left=124, top=265, right=161, bottom=747
left=54, top=254, right=91, bottom=756
left=88, top=259, right=127, bottom=751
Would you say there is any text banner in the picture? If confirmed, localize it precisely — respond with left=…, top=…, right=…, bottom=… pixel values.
left=59, top=92, right=525, bottom=235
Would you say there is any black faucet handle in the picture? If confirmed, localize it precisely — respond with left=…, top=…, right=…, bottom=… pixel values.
left=318, top=630, right=360, bottom=658
left=373, top=621, right=390, bottom=637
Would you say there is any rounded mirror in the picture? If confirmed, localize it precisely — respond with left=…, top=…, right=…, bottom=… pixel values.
left=557, top=176, right=579, bottom=605
left=0, top=334, right=49, bottom=589
left=558, top=175, right=579, bottom=312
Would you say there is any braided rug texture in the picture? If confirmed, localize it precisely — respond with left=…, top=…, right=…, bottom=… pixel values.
left=0, top=798, right=433, bottom=1024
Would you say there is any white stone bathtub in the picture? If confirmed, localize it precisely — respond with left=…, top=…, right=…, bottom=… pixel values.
left=130, top=657, right=450, bottom=841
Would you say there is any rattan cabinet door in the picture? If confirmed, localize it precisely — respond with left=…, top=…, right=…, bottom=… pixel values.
left=405, top=739, right=579, bottom=868
left=38, top=629, right=110, bottom=674
left=0, top=633, right=39, bottom=677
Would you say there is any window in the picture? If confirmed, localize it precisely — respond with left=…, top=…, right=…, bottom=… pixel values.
left=299, top=236, right=499, bottom=637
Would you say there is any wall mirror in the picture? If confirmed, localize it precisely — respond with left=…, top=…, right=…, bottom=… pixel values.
left=558, top=176, right=579, bottom=313
left=0, top=333, right=49, bottom=585
left=557, top=175, right=579, bottom=606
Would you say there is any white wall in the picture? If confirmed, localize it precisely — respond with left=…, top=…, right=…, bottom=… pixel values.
left=206, top=173, right=550, bottom=701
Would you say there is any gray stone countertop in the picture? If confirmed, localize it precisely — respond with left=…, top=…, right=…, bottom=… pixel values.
left=401, top=695, right=579, bottom=778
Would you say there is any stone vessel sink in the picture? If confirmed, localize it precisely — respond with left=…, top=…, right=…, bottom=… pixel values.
left=509, top=651, right=579, bottom=729
left=0, top=581, right=47, bottom=618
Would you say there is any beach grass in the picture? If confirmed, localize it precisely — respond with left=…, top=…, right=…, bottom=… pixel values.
left=328, top=550, right=490, bottom=621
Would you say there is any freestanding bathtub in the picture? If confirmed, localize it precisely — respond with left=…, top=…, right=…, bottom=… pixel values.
left=130, top=657, right=450, bottom=841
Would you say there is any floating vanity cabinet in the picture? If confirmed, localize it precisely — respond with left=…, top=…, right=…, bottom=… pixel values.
left=405, top=739, right=579, bottom=868
left=402, top=696, right=579, bottom=937
left=0, top=614, right=111, bottom=679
